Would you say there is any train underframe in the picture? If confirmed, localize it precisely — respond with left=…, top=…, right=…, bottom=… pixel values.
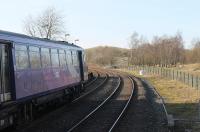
left=0, top=84, right=84, bottom=130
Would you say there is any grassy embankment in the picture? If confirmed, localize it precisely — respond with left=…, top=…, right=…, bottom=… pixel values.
left=122, top=69, right=200, bottom=120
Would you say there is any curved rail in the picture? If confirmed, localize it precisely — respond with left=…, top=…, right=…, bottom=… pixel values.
left=67, top=75, right=121, bottom=132
left=72, top=73, right=108, bottom=103
left=108, top=75, right=135, bottom=132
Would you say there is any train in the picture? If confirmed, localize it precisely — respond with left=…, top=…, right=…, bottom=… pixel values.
left=0, top=30, right=88, bottom=130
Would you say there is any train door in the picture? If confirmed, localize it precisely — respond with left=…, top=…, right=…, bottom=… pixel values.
left=78, top=51, right=84, bottom=81
left=0, top=44, right=11, bottom=103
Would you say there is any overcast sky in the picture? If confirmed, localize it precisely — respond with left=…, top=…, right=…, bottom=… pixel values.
left=0, top=0, right=200, bottom=49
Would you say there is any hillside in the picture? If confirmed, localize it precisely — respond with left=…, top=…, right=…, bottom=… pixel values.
left=85, top=46, right=129, bottom=67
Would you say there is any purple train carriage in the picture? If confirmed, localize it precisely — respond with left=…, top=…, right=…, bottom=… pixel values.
left=0, top=30, right=88, bottom=130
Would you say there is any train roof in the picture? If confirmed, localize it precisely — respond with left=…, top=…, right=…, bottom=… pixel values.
left=0, top=30, right=83, bottom=50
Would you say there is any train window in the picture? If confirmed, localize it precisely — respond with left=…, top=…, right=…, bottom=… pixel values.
left=29, top=46, right=41, bottom=69
left=66, top=51, right=72, bottom=65
left=51, top=49, right=58, bottom=53
left=72, top=51, right=78, bottom=65
left=59, top=50, right=66, bottom=67
left=41, top=48, right=51, bottom=67
left=51, top=49, right=59, bottom=67
left=29, top=46, right=40, bottom=52
left=59, top=50, right=65, bottom=54
left=15, top=45, right=29, bottom=69
left=15, top=45, right=27, bottom=51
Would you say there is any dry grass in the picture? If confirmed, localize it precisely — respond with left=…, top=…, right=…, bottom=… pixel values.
left=145, top=75, right=200, bottom=119
left=172, top=63, right=200, bottom=76
left=119, top=68, right=200, bottom=131
left=121, top=69, right=200, bottom=119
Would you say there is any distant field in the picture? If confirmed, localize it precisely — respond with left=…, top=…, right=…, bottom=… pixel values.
left=173, top=63, right=200, bottom=76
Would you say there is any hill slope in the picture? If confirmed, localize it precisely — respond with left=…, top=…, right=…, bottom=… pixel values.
left=85, top=46, right=129, bottom=67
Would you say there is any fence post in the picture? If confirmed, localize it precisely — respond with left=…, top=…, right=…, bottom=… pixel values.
left=163, top=68, right=164, bottom=77
left=157, top=67, right=159, bottom=75
left=199, top=76, right=200, bottom=90
left=170, top=69, right=172, bottom=80
left=183, top=72, right=185, bottom=84
left=166, top=69, right=168, bottom=78
left=151, top=67, right=155, bottom=75
left=192, top=75, right=194, bottom=87
left=177, top=71, right=179, bottom=81
left=180, top=72, right=183, bottom=82
left=160, top=67, right=162, bottom=76
left=164, top=68, right=165, bottom=77
left=161, top=68, right=162, bottom=76
left=157, top=67, right=158, bottom=75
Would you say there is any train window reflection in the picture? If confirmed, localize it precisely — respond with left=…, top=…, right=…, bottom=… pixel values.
left=72, top=51, right=78, bottom=65
left=51, top=49, right=59, bottom=67
left=29, top=46, right=41, bottom=69
left=66, top=51, right=72, bottom=65
left=15, top=45, right=27, bottom=51
left=59, top=50, right=66, bottom=67
left=15, top=45, right=29, bottom=69
left=41, top=48, right=51, bottom=67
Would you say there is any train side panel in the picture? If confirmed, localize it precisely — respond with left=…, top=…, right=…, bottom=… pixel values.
left=14, top=46, right=81, bottom=100
left=0, top=30, right=87, bottom=130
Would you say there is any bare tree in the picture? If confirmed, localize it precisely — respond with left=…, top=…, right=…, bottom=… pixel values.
left=129, top=32, right=139, bottom=65
left=23, top=7, right=65, bottom=39
left=128, top=31, right=185, bottom=67
left=189, top=38, right=200, bottom=63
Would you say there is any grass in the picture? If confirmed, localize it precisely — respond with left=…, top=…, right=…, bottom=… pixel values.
left=169, top=63, right=200, bottom=76
left=121, top=69, right=200, bottom=119
left=146, top=75, right=199, bottom=119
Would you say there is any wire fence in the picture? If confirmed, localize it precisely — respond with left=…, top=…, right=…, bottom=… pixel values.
left=127, top=65, right=200, bottom=130
left=128, top=66, right=200, bottom=90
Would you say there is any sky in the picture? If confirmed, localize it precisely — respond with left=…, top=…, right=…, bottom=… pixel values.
left=0, top=0, right=200, bottom=49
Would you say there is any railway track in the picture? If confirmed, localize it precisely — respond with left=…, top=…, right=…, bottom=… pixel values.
left=9, top=69, right=168, bottom=132
left=67, top=73, right=135, bottom=132
left=72, top=71, right=108, bottom=103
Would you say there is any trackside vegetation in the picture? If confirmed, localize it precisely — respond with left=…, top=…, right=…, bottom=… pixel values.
left=122, top=69, right=200, bottom=120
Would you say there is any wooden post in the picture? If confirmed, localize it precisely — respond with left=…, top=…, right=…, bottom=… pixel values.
left=192, top=75, right=193, bottom=87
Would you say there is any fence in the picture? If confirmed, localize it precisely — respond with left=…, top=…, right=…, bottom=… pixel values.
left=128, top=66, right=200, bottom=89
